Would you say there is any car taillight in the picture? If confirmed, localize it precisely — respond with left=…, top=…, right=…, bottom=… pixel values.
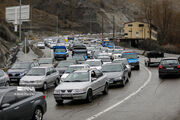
left=158, top=65, right=163, bottom=69
left=177, top=65, right=180, bottom=68
left=43, top=95, right=46, bottom=99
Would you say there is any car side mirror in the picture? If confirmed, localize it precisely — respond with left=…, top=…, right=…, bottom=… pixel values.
left=1, top=103, right=10, bottom=109
left=91, top=78, right=96, bottom=82
left=46, top=72, right=50, bottom=76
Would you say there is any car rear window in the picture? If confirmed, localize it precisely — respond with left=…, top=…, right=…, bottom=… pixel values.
left=161, top=59, right=179, bottom=65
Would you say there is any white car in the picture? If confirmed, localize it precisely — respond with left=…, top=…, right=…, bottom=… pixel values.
left=37, top=42, right=45, bottom=49
left=98, top=56, right=112, bottom=65
left=54, top=68, right=109, bottom=104
left=39, top=58, right=55, bottom=67
left=20, top=67, right=60, bottom=90
left=84, top=59, right=102, bottom=70
left=61, top=64, right=90, bottom=81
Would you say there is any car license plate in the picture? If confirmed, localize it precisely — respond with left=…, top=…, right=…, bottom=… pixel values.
left=166, top=68, right=174, bottom=70
left=11, top=79, right=17, bottom=81
left=61, top=94, right=72, bottom=97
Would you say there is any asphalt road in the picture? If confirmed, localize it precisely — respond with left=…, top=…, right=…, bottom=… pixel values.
left=39, top=46, right=179, bottom=120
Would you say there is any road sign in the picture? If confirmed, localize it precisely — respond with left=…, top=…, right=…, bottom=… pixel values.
left=5, top=5, right=30, bottom=32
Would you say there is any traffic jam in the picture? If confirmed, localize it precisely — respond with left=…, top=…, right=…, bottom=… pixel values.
left=0, top=36, right=180, bottom=120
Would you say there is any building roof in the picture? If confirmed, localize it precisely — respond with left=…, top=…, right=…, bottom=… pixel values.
left=124, top=21, right=157, bottom=30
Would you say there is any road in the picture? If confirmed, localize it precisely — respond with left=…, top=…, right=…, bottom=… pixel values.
left=39, top=46, right=180, bottom=120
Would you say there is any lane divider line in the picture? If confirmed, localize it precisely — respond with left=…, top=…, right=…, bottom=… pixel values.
left=86, top=64, right=152, bottom=120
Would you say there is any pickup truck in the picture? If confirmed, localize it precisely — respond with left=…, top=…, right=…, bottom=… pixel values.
left=53, top=46, right=68, bottom=60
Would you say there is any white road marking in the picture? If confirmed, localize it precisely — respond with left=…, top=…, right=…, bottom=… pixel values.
left=86, top=64, right=152, bottom=120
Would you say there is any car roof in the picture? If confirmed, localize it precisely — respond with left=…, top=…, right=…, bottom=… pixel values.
left=32, top=66, right=49, bottom=69
left=103, top=63, right=123, bottom=66
left=69, top=64, right=89, bottom=67
left=86, top=59, right=101, bottom=62
left=162, top=57, right=178, bottom=60
left=114, top=58, right=127, bottom=61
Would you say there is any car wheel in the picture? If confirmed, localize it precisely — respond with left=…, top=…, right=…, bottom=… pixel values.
left=102, top=83, right=108, bottom=95
left=86, top=89, right=93, bottom=103
left=54, top=79, right=59, bottom=86
left=128, top=72, right=131, bottom=77
left=33, top=107, right=43, bottom=120
left=5, top=81, right=10, bottom=86
left=42, top=83, right=47, bottom=90
left=56, top=100, right=63, bottom=105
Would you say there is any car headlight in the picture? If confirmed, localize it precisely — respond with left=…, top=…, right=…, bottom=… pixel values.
left=36, top=80, right=44, bottom=84
left=72, top=89, right=86, bottom=94
left=54, top=90, right=61, bottom=94
left=114, top=76, right=123, bottom=81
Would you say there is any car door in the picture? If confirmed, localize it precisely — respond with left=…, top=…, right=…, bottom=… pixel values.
left=90, top=70, right=101, bottom=95
left=122, top=64, right=129, bottom=80
left=1, top=90, right=21, bottom=120
left=46, top=68, right=53, bottom=85
left=0, top=72, right=5, bottom=86
left=94, top=70, right=105, bottom=92
left=50, top=68, right=58, bottom=83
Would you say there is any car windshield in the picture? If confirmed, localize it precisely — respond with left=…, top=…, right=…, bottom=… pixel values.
left=113, top=60, right=128, bottom=64
left=39, top=59, right=52, bottom=64
left=99, top=57, right=111, bottom=62
left=87, top=47, right=94, bottom=51
left=73, top=56, right=85, bottom=61
left=57, top=62, right=74, bottom=68
left=26, top=68, right=45, bottom=76
left=161, top=59, right=179, bottom=65
left=85, top=61, right=101, bottom=66
left=55, top=49, right=66, bottom=53
left=12, top=63, right=30, bottom=69
left=73, top=53, right=86, bottom=56
left=102, top=64, right=123, bottom=72
left=65, top=66, right=84, bottom=73
left=0, top=70, right=4, bottom=77
left=123, top=54, right=137, bottom=59
left=64, top=72, right=89, bottom=82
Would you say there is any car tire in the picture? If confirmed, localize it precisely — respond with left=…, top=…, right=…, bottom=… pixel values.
left=5, top=81, right=10, bottom=86
left=42, top=83, right=47, bottom=90
left=54, top=79, right=59, bottom=86
left=136, top=65, right=140, bottom=70
left=128, top=72, right=131, bottom=77
left=102, top=83, right=108, bottom=95
left=56, top=100, right=63, bottom=105
left=86, top=89, right=93, bottom=103
left=32, top=107, right=43, bottom=120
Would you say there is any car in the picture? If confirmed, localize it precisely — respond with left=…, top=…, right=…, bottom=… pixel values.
left=0, top=70, right=10, bottom=86
left=158, top=57, right=180, bottom=78
left=97, top=56, right=112, bottom=65
left=84, top=59, right=103, bottom=70
left=113, top=58, right=131, bottom=77
left=0, top=86, right=47, bottom=120
left=8, top=62, right=39, bottom=85
left=72, top=55, right=86, bottom=64
left=112, top=49, right=123, bottom=60
left=102, top=63, right=129, bottom=86
left=39, top=58, right=56, bottom=67
left=37, top=42, right=45, bottom=49
left=20, top=67, right=60, bottom=90
left=55, top=60, right=77, bottom=76
left=61, top=64, right=90, bottom=81
left=53, top=46, right=69, bottom=60
left=121, top=51, right=140, bottom=70
left=54, top=68, right=109, bottom=104
left=49, top=42, right=57, bottom=49
left=144, top=51, right=164, bottom=67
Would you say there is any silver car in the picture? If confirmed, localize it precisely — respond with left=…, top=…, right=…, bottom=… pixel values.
left=113, top=58, right=132, bottom=77
left=84, top=59, right=102, bottom=70
left=20, top=67, right=60, bottom=90
left=0, top=70, right=10, bottom=86
left=54, top=68, right=109, bottom=104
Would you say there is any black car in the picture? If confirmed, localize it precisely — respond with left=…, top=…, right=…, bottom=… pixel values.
left=8, top=62, right=39, bottom=85
left=0, top=87, right=47, bottom=120
left=159, top=57, right=180, bottom=78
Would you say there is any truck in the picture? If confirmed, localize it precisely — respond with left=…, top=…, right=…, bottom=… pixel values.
left=121, top=51, right=140, bottom=70
left=72, top=44, right=88, bottom=60
left=53, top=46, right=68, bottom=60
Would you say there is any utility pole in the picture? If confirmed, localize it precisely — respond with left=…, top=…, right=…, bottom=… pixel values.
left=113, top=15, right=115, bottom=43
left=19, top=0, right=22, bottom=42
left=57, top=16, right=59, bottom=37
left=101, top=16, right=104, bottom=40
